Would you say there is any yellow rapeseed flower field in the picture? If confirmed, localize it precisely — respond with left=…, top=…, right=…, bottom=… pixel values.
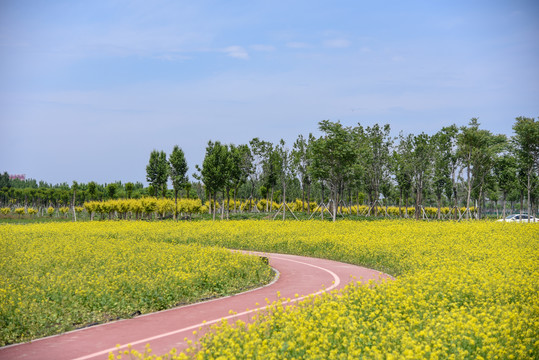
left=106, top=220, right=537, bottom=359
left=0, top=222, right=273, bottom=346
left=2, top=220, right=537, bottom=358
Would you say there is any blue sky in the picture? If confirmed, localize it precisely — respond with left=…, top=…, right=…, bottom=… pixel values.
left=1, top=0, right=538, bottom=185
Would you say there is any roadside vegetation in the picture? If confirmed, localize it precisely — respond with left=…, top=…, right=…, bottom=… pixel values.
left=0, top=222, right=273, bottom=346
left=98, top=220, right=538, bottom=359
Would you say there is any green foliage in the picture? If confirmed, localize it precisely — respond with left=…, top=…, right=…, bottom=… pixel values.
left=146, top=150, right=169, bottom=197
left=106, top=183, right=118, bottom=199
left=169, top=145, right=189, bottom=198
left=310, top=120, right=357, bottom=221
left=125, top=182, right=134, bottom=199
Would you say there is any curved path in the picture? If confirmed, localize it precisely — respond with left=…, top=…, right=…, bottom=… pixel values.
left=0, top=252, right=393, bottom=360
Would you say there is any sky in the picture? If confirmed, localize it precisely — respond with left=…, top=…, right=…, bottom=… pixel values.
left=1, top=0, right=538, bottom=185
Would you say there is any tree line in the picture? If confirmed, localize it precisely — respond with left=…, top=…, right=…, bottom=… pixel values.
left=144, top=116, right=538, bottom=222
left=2, top=116, right=537, bottom=222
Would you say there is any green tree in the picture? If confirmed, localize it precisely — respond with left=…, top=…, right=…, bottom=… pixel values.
left=106, top=183, right=118, bottom=200
left=71, top=181, right=78, bottom=221
left=229, top=144, right=253, bottom=213
left=410, top=133, right=433, bottom=220
left=195, top=141, right=228, bottom=220
left=292, top=134, right=314, bottom=213
left=393, top=133, right=414, bottom=217
left=512, top=116, right=539, bottom=222
left=457, top=119, right=505, bottom=219
left=262, top=147, right=280, bottom=212
left=360, top=123, right=393, bottom=215
left=275, top=139, right=295, bottom=220
left=146, top=150, right=169, bottom=197
left=0, top=172, right=10, bottom=189
left=88, top=181, right=98, bottom=200
left=125, top=182, right=134, bottom=199
left=472, top=132, right=506, bottom=219
left=310, top=120, right=356, bottom=222
left=457, top=119, right=479, bottom=218
left=169, top=145, right=189, bottom=220
left=249, top=138, right=273, bottom=210
left=432, top=128, right=455, bottom=219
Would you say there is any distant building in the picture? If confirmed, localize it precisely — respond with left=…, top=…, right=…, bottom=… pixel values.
left=9, top=174, right=26, bottom=181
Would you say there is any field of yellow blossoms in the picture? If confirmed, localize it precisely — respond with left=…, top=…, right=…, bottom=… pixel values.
left=1, top=220, right=538, bottom=358
left=105, top=220, right=537, bottom=360
left=0, top=222, right=273, bottom=346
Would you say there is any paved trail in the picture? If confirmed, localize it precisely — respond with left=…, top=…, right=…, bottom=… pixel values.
left=0, top=252, right=392, bottom=360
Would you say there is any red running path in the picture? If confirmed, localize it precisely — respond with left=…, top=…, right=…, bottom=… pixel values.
left=0, top=252, right=393, bottom=360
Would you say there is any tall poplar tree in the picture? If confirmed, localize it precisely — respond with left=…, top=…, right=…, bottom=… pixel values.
left=411, top=133, right=433, bottom=220
left=292, top=134, right=314, bottom=213
left=196, top=141, right=228, bottom=220
left=361, top=123, right=393, bottom=214
left=432, top=128, right=456, bottom=219
left=494, top=153, right=517, bottom=220
left=146, top=150, right=169, bottom=197
left=394, top=133, right=414, bottom=217
left=512, top=117, right=539, bottom=221
left=169, top=145, right=189, bottom=220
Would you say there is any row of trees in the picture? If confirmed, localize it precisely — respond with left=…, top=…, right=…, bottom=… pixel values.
left=145, top=146, right=189, bottom=220
left=191, top=117, right=538, bottom=221
left=3, top=117, right=537, bottom=222
left=0, top=177, right=148, bottom=209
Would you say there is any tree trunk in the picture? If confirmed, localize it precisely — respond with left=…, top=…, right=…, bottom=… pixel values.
left=226, top=187, right=230, bottom=220
left=415, top=184, right=421, bottom=220
left=282, top=180, right=286, bottom=221
left=528, top=170, right=532, bottom=223
left=72, top=189, right=77, bottom=222
left=453, top=186, right=458, bottom=221
left=221, top=192, right=225, bottom=220
left=399, top=189, right=403, bottom=218
left=302, top=185, right=305, bottom=212
left=321, top=183, right=325, bottom=221
left=332, top=186, right=337, bottom=222
left=520, top=191, right=524, bottom=221
left=174, top=190, right=178, bottom=221
left=270, top=187, right=274, bottom=212
left=466, top=164, right=472, bottom=220
left=356, top=191, right=360, bottom=216
left=348, top=188, right=352, bottom=215
left=250, top=182, right=254, bottom=213
left=212, top=192, right=216, bottom=221
left=307, top=183, right=311, bottom=216
left=477, top=185, right=484, bottom=220
left=437, top=195, right=441, bottom=220
left=404, top=194, right=408, bottom=218
left=233, top=188, right=237, bottom=213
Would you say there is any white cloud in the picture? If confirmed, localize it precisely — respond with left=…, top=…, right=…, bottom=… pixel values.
left=223, top=45, right=249, bottom=59
left=323, top=38, right=351, bottom=48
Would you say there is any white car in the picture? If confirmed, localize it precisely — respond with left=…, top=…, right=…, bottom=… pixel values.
left=497, top=214, right=538, bottom=223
